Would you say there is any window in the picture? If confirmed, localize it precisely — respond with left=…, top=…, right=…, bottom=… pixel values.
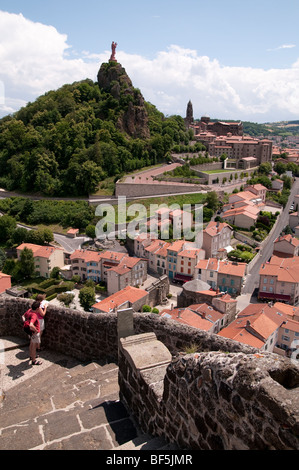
left=263, top=278, right=267, bottom=284
left=270, top=279, right=274, bottom=285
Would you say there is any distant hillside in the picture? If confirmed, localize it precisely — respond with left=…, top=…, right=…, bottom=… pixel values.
left=209, top=118, right=299, bottom=137
left=263, top=120, right=299, bottom=136
left=243, top=120, right=299, bottom=137
left=0, top=62, right=192, bottom=197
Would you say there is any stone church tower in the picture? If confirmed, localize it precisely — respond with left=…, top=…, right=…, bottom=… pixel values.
left=185, top=100, right=194, bottom=127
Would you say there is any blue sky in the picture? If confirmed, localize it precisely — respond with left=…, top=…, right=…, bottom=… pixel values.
left=0, top=0, right=298, bottom=122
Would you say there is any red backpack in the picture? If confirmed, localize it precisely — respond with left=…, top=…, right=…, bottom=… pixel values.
left=23, top=309, right=33, bottom=336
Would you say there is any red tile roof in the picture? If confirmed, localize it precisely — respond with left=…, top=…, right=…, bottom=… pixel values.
left=178, top=249, right=203, bottom=259
left=218, top=304, right=284, bottom=349
left=274, top=234, right=299, bottom=247
left=92, top=286, right=148, bottom=313
left=196, top=258, right=246, bottom=277
left=0, top=271, right=11, bottom=279
left=260, top=256, right=299, bottom=283
left=218, top=260, right=247, bottom=277
left=188, top=303, right=223, bottom=322
left=70, top=249, right=102, bottom=263
left=204, top=221, right=232, bottom=237
left=167, top=239, right=186, bottom=252
left=17, top=243, right=60, bottom=259
left=160, top=307, right=214, bottom=331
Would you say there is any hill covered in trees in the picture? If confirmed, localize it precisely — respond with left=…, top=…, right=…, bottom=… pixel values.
left=0, top=61, right=193, bottom=197
left=208, top=119, right=299, bottom=137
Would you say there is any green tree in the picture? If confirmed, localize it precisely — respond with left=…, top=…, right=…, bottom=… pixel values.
left=79, top=286, right=96, bottom=311
left=259, top=162, right=272, bottom=175
left=50, top=266, right=61, bottom=279
left=11, top=227, right=28, bottom=245
left=85, top=224, right=96, bottom=239
left=0, top=248, right=6, bottom=270
left=41, top=228, right=54, bottom=244
left=205, top=191, right=219, bottom=211
left=18, top=247, right=35, bottom=279
left=0, top=215, right=17, bottom=243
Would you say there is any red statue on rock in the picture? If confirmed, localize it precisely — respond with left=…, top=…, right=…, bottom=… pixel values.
left=110, top=42, right=117, bottom=62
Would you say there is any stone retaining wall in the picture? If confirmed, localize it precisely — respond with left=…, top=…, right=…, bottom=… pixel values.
left=115, top=182, right=207, bottom=197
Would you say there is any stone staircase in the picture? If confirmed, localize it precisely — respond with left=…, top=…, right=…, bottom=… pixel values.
left=0, top=338, right=177, bottom=451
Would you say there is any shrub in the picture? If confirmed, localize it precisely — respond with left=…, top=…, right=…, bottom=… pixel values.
left=46, top=293, right=57, bottom=301
left=39, top=278, right=56, bottom=289
left=142, top=305, right=152, bottom=312
left=57, top=292, right=74, bottom=306
left=95, top=284, right=106, bottom=293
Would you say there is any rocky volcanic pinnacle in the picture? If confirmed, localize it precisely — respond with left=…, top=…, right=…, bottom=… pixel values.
left=97, top=61, right=150, bottom=139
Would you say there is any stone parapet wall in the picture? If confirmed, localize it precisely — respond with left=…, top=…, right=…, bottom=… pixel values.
left=0, top=296, right=253, bottom=360
left=0, top=296, right=119, bottom=362
left=119, top=334, right=299, bottom=450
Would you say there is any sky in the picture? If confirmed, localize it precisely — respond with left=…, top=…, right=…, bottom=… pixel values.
left=0, top=0, right=299, bottom=123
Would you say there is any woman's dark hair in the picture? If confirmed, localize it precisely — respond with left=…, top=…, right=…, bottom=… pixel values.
left=32, top=301, right=41, bottom=311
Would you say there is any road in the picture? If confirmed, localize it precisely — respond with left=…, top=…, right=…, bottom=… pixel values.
left=242, top=177, right=299, bottom=295
left=0, top=212, right=91, bottom=254
left=52, top=233, right=91, bottom=253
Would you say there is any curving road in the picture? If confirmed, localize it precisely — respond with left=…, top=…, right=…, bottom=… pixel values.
left=242, top=177, right=299, bottom=295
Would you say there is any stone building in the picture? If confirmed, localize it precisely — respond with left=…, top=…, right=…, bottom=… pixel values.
left=190, top=114, right=243, bottom=136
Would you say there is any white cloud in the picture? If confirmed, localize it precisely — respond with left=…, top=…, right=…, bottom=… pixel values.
left=267, top=44, right=296, bottom=51
left=120, top=46, right=299, bottom=122
left=0, top=11, right=299, bottom=123
left=0, top=11, right=99, bottom=114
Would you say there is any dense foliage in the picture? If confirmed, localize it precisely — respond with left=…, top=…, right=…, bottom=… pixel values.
left=0, top=76, right=192, bottom=196
left=0, top=197, right=95, bottom=228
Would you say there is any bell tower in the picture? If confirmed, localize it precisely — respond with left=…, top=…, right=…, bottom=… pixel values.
left=185, top=100, right=194, bottom=127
